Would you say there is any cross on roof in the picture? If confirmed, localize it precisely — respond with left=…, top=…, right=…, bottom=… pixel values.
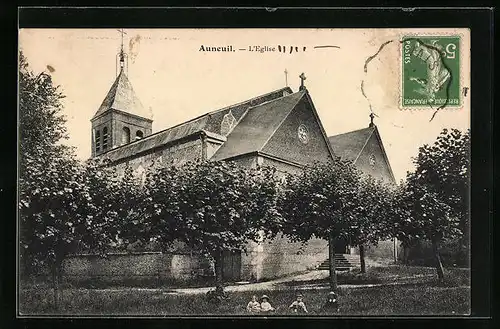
left=299, top=72, right=307, bottom=90
left=117, top=29, right=127, bottom=48
left=284, top=69, right=288, bottom=87
left=369, top=112, right=375, bottom=127
left=117, top=29, right=127, bottom=66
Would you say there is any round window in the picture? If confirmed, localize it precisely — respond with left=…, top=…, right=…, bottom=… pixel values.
left=298, top=124, right=309, bottom=144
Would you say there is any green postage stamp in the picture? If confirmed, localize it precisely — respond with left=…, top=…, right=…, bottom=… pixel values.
left=401, top=36, right=461, bottom=108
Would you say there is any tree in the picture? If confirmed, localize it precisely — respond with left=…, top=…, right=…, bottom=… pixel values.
left=410, top=128, right=470, bottom=265
left=19, top=51, right=67, bottom=171
left=278, top=158, right=363, bottom=290
left=19, top=50, right=73, bottom=294
left=142, top=164, right=181, bottom=252
left=146, top=160, right=281, bottom=291
left=108, top=164, right=148, bottom=251
left=19, top=149, right=120, bottom=309
left=390, top=128, right=469, bottom=279
left=350, top=176, right=394, bottom=273
left=391, top=177, right=457, bottom=280
left=18, top=53, right=119, bottom=309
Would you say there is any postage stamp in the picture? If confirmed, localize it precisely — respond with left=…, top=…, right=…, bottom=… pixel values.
left=401, top=36, right=461, bottom=109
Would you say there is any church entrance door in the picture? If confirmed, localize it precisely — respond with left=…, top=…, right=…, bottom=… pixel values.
left=222, top=250, right=241, bottom=282
left=334, top=237, right=349, bottom=254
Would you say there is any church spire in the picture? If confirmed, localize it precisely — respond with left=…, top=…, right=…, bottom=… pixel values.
left=116, top=29, right=128, bottom=75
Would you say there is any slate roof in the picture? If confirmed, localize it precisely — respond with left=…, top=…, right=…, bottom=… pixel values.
left=211, top=91, right=306, bottom=161
left=98, top=87, right=293, bottom=162
left=92, top=69, right=153, bottom=120
left=328, top=126, right=375, bottom=162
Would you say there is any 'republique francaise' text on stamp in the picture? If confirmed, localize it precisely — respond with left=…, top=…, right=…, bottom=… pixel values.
left=401, top=36, right=461, bottom=109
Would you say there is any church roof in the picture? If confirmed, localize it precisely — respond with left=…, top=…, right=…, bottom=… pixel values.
left=92, top=69, right=153, bottom=120
left=211, top=91, right=306, bottom=161
left=98, top=87, right=293, bottom=162
left=328, top=126, right=375, bottom=162
left=328, top=125, right=396, bottom=183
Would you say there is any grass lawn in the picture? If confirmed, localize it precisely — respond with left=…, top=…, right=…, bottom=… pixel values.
left=19, top=266, right=470, bottom=316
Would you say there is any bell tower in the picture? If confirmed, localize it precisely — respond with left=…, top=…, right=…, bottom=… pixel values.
left=90, top=29, right=153, bottom=157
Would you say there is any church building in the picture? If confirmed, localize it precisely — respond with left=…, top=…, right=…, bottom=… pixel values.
left=67, top=42, right=398, bottom=284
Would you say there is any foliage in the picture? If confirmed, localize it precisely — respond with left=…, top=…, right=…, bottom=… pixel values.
left=107, top=164, right=147, bottom=250
left=19, top=51, right=67, bottom=170
left=349, top=176, right=395, bottom=247
left=411, top=128, right=470, bottom=226
left=391, top=128, right=469, bottom=247
left=391, top=180, right=457, bottom=245
left=18, top=53, right=118, bottom=278
left=19, top=152, right=121, bottom=275
left=145, top=160, right=282, bottom=263
left=278, top=157, right=362, bottom=243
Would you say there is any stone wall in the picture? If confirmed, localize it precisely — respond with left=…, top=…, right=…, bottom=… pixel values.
left=113, top=138, right=203, bottom=176
left=241, top=235, right=328, bottom=281
left=63, top=252, right=213, bottom=285
left=260, top=157, right=303, bottom=176
left=350, top=239, right=401, bottom=263
left=111, top=111, right=153, bottom=148
left=228, top=154, right=259, bottom=169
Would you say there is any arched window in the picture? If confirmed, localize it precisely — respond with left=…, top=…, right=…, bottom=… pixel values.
left=95, top=130, right=101, bottom=152
left=122, top=127, right=131, bottom=145
left=102, top=127, right=109, bottom=150
left=136, top=130, right=144, bottom=140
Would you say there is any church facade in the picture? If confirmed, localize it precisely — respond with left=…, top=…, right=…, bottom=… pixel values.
left=68, top=58, right=398, bottom=283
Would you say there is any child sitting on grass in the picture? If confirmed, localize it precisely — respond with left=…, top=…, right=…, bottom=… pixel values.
left=320, top=291, right=339, bottom=313
left=260, top=295, right=275, bottom=313
left=206, top=286, right=229, bottom=305
left=289, top=294, right=308, bottom=314
left=246, top=295, right=261, bottom=313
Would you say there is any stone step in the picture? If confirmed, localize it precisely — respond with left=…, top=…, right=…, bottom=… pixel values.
left=317, top=254, right=361, bottom=270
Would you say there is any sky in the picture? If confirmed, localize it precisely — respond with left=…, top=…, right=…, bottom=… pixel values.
left=19, top=28, right=470, bottom=182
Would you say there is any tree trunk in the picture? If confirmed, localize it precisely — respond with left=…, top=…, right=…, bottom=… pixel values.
left=402, top=244, right=410, bottom=265
left=214, top=249, right=224, bottom=290
left=432, top=240, right=445, bottom=280
left=328, top=233, right=337, bottom=291
left=51, top=265, right=60, bottom=312
left=359, top=244, right=366, bottom=273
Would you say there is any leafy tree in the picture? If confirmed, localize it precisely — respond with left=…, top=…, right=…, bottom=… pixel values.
left=390, top=128, right=469, bottom=279
left=18, top=52, right=119, bottom=309
left=142, top=165, right=182, bottom=253
left=146, top=160, right=281, bottom=290
left=410, top=128, right=470, bottom=265
left=391, top=177, right=457, bottom=280
left=19, top=149, right=119, bottom=309
left=350, top=176, right=394, bottom=273
left=19, top=50, right=72, bottom=289
left=19, top=51, right=67, bottom=169
left=108, top=164, right=148, bottom=251
left=278, top=158, right=362, bottom=290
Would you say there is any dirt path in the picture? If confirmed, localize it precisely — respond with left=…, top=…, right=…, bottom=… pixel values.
left=159, top=271, right=437, bottom=295
left=81, top=268, right=457, bottom=296
left=163, top=270, right=331, bottom=295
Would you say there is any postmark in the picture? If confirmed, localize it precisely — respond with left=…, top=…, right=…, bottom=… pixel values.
left=401, top=36, right=461, bottom=109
